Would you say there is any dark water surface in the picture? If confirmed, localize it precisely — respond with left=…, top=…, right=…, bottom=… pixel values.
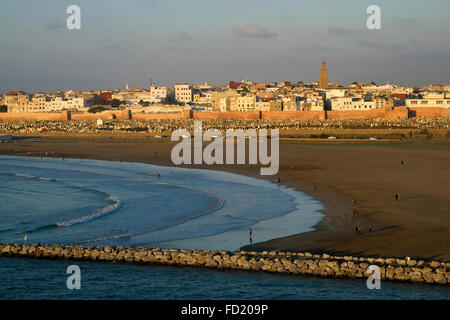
left=1, top=257, right=448, bottom=300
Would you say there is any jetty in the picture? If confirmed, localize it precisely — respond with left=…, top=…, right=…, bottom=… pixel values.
left=0, top=243, right=448, bottom=285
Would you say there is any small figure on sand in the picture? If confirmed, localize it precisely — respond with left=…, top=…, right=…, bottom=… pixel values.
left=156, top=172, right=161, bottom=178
left=395, top=193, right=400, bottom=201
left=314, top=185, right=317, bottom=191
left=274, top=176, right=281, bottom=183
left=368, top=225, right=373, bottom=233
left=401, top=160, right=404, bottom=165
left=355, top=226, right=362, bottom=235
left=352, top=199, right=358, bottom=216
left=249, top=228, right=253, bottom=245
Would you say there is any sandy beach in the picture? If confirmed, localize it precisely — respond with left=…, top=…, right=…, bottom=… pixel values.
left=1, top=132, right=449, bottom=261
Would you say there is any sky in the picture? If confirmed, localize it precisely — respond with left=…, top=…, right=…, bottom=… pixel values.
left=0, top=0, right=449, bottom=93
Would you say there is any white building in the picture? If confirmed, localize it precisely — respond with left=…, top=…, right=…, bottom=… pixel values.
left=174, top=84, right=192, bottom=104
left=331, top=96, right=388, bottom=111
left=235, top=95, right=256, bottom=111
left=149, top=85, right=167, bottom=103
left=7, top=94, right=85, bottom=112
left=405, top=94, right=450, bottom=108
left=325, top=89, right=346, bottom=100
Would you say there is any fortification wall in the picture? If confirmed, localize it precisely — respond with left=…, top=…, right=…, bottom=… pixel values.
left=262, top=111, right=325, bottom=120
left=132, top=113, right=186, bottom=120
left=409, top=107, right=442, bottom=118
left=440, top=108, right=450, bottom=118
left=385, top=107, right=409, bottom=119
left=1, top=108, right=450, bottom=121
left=71, top=112, right=118, bottom=120
left=0, top=112, right=68, bottom=121
left=326, top=109, right=385, bottom=120
left=192, top=111, right=260, bottom=120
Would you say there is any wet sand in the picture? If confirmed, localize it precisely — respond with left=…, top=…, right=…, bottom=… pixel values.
left=1, top=134, right=449, bottom=261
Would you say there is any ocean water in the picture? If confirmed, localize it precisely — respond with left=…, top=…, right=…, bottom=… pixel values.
left=1, top=257, right=449, bottom=300
left=0, top=156, right=448, bottom=300
left=0, top=156, right=323, bottom=249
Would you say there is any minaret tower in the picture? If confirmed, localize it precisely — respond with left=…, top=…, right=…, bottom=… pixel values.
left=319, top=61, right=328, bottom=89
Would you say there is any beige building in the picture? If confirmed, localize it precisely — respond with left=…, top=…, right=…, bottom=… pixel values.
left=300, top=98, right=324, bottom=111
left=149, top=85, right=168, bottom=103
left=282, top=96, right=300, bottom=111
left=255, top=100, right=282, bottom=111
left=406, top=94, right=450, bottom=108
left=7, top=93, right=85, bottom=112
left=234, top=95, right=256, bottom=112
left=174, top=84, right=192, bottom=104
left=331, top=96, right=389, bottom=111
left=211, top=91, right=238, bottom=111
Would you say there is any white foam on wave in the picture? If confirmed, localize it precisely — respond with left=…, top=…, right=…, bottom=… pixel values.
left=56, top=196, right=122, bottom=227
left=81, top=194, right=225, bottom=244
left=14, top=173, right=35, bottom=179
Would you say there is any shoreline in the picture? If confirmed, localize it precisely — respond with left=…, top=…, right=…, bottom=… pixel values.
left=0, top=134, right=449, bottom=261
left=0, top=154, right=324, bottom=252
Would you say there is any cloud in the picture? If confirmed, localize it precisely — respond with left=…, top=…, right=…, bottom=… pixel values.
left=168, top=46, right=194, bottom=53
left=399, top=51, right=450, bottom=61
left=291, top=45, right=339, bottom=52
left=170, top=31, right=194, bottom=42
left=328, top=27, right=361, bottom=36
left=232, top=25, right=277, bottom=39
left=97, top=38, right=134, bottom=56
left=397, top=18, right=419, bottom=25
left=357, top=39, right=405, bottom=50
left=43, top=21, right=65, bottom=30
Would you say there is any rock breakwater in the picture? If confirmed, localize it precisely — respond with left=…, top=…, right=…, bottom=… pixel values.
left=0, top=243, right=448, bottom=285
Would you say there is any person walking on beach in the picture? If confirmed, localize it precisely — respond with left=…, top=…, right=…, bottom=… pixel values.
left=249, top=228, right=253, bottom=245
left=352, top=199, right=358, bottom=216
left=395, top=193, right=400, bottom=201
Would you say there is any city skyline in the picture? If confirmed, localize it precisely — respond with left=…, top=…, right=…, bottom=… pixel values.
left=1, top=0, right=449, bottom=93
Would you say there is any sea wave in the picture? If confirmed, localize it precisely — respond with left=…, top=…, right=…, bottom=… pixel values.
left=81, top=194, right=224, bottom=243
left=14, top=173, right=35, bottom=179
left=0, top=172, right=58, bottom=182
left=56, top=196, right=122, bottom=227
